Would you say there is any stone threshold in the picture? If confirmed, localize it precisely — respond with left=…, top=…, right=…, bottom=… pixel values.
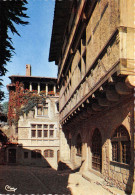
left=82, top=170, right=126, bottom=195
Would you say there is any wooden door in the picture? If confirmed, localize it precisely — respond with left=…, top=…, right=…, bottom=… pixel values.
left=92, top=129, right=102, bottom=172
left=8, top=149, right=16, bottom=163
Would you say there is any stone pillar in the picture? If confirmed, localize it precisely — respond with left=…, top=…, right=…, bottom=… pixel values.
left=46, top=84, right=48, bottom=96
left=80, top=143, right=88, bottom=173
left=54, top=85, right=56, bottom=95
left=38, top=83, right=40, bottom=94
left=132, top=123, right=135, bottom=193
left=29, top=82, right=32, bottom=91
left=59, top=125, right=70, bottom=162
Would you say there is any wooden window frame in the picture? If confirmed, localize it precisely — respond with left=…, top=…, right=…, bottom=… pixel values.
left=44, top=149, right=54, bottom=158
left=111, top=125, right=131, bottom=165
left=31, top=130, right=36, bottom=138
left=37, top=103, right=48, bottom=116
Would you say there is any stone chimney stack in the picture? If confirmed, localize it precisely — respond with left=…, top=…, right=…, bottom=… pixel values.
left=26, top=64, right=31, bottom=76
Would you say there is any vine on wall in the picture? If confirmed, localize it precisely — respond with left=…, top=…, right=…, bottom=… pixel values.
left=8, top=81, right=46, bottom=126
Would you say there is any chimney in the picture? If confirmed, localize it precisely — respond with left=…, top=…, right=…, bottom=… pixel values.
left=26, top=64, right=31, bottom=76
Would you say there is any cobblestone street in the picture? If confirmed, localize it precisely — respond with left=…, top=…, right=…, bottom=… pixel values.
left=0, top=165, right=71, bottom=194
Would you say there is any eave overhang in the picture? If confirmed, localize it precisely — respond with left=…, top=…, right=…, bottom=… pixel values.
left=49, top=0, right=73, bottom=64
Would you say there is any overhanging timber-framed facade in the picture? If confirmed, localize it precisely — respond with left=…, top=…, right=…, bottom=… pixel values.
left=49, top=0, right=135, bottom=193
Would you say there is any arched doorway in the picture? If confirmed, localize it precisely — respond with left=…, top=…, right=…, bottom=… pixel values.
left=92, top=128, right=102, bottom=172
left=76, top=134, right=82, bottom=156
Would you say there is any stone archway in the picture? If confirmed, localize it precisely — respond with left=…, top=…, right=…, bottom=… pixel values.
left=92, top=128, right=102, bottom=172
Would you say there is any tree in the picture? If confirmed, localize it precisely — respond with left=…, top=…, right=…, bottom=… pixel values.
left=1, top=101, right=8, bottom=115
left=0, top=0, right=29, bottom=101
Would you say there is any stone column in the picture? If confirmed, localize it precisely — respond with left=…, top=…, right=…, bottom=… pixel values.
left=29, top=82, right=32, bottom=91
left=38, top=83, right=40, bottom=94
left=46, top=84, right=48, bottom=96
left=54, top=85, right=56, bottom=95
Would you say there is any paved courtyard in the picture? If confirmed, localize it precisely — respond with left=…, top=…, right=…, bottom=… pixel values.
left=0, top=165, right=71, bottom=194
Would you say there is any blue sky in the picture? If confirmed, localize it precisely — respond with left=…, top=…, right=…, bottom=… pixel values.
left=2, top=0, right=57, bottom=101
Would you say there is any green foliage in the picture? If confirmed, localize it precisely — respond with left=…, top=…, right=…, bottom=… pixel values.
left=0, top=0, right=29, bottom=101
left=1, top=101, right=8, bottom=115
left=20, top=95, right=46, bottom=116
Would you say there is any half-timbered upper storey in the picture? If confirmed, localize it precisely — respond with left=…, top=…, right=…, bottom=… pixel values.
left=49, top=0, right=135, bottom=124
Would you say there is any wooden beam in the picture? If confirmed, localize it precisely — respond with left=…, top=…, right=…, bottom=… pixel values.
left=115, top=82, right=132, bottom=95
left=70, top=48, right=74, bottom=55
left=86, top=107, right=92, bottom=114
left=106, top=89, right=119, bottom=102
left=125, top=75, right=135, bottom=88
left=92, top=103, right=103, bottom=111
left=98, top=98, right=110, bottom=107
left=99, top=86, right=104, bottom=92
left=86, top=99, right=90, bottom=104
left=108, top=76, right=114, bottom=83
left=92, top=93, right=95, bottom=98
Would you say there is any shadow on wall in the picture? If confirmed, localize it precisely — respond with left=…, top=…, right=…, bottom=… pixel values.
left=0, top=143, right=60, bottom=170
left=0, top=138, right=72, bottom=194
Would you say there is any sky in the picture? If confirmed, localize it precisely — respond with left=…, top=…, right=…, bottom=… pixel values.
left=1, top=0, right=57, bottom=102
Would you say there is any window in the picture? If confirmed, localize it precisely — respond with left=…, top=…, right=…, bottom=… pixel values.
left=55, top=101, right=59, bottom=113
left=44, top=124, right=48, bottom=129
left=37, top=103, right=48, bottom=116
left=37, top=124, right=42, bottom=129
left=49, top=130, right=54, bottom=138
left=43, top=106, right=48, bottom=115
left=31, top=150, right=41, bottom=159
left=31, top=124, right=55, bottom=139
left=37, top=130, right=42, bottom=138
left=76, top=134, right=82, bottom=156
left=49, top=124, right=54, bottom=129
left=44, top=150, right=54, bottom=158
left=44, top=130, right=48, bottom=137
left=37, top=106, right=42, bottom=115
left=111, top=125, right=131, bottom=164
left=24, top=152, right=28, bottom=159
left=31, top=130, right=36, bottom=138
left=49, top=125, right=54, bottom=138
left=31, top=124, right=36, bottom=128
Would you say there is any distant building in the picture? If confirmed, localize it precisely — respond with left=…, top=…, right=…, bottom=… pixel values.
left=7, top=65, right=60, bottom=169
left=49, top=0, right=135, bottom=193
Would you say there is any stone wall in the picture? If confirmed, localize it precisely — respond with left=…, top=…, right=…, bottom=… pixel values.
left=64, top=98, right=134, bottom=192
left=15, top=96, right=60, bottom=169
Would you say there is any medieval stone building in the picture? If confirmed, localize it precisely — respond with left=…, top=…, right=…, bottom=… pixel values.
left=49, top=0, right=135, bottom=193
left=7, top=65, right=60, bottom=169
